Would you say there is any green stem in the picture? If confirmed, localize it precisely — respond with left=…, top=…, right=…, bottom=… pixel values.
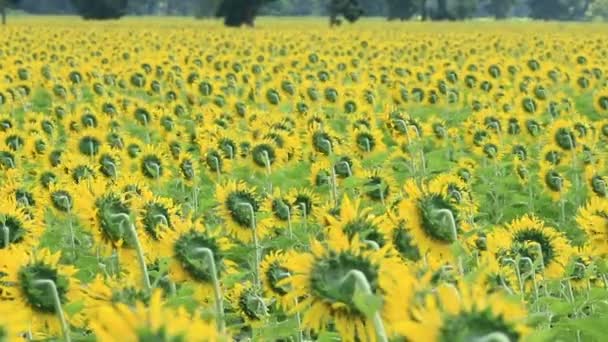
left=238, top=202, right=261, bottom=289
left=192, top=247, right=225, bottom=333
left=33, top=279, right=71, bottom=342
left=340, top=270, right=388, bottom=342
left=110, top=213, right=152, bottom=292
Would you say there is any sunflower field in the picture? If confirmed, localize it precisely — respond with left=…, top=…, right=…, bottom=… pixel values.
left=1, top=18, right=608, bottom=342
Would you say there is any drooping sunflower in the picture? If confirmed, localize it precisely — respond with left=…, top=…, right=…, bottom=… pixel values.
left=90, top=290, right=220, bottom=342
left=0, top=248, right=83, bottom=337
left=286, top=187, right=322, bottom=222
left=487, top=215, right=574, bottom=279
left=0, top=197, right=42, bottom=251
left=398, top=180, right=470, bottom=261
left=68, top=128, right=106, bottom=158
left=360, top=168, right=398, bottom=206
left=260, top=250, right=293, bottom=310
left=538, top=163, right=570, bottom=202
left=398, top=279, right=530, bottom=342
left=261, top=188, right=295, bottom=232
left=215, top=181, right=266, bottom=242
left=325, top=195, right=392, bottom=249
left=576, top=197, right=608, bottom=256
left=593, top=87, right=608, bottom=114
left=428, top=174, right=477, bottom=216
left=227, top=281, right=268, bottom=328
left=281, top=229, right=413, bottom=341
left=133, top=191, right=180, bottom=258
left=135, top=145, right=171, bottom=185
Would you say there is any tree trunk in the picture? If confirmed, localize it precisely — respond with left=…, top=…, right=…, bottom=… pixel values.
left=1, top=4, right=6, bottom=25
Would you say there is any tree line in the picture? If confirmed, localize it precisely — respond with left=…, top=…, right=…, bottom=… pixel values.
left=0, top=0, right=604, bottom=25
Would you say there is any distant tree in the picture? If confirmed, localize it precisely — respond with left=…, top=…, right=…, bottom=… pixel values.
left=486, top=0, right=515, bottom=19
left=329, top=0, right=364, bottom=26
left=528, top=0, right=592, bottom=20
left=386, top=0, right=418, bottom=20
left=216, top=0, right=276, bottom=26
left=70, top=0, right=128, bottom=19
left=195, top=0, right=220, bottom=18
left=589, top=0, right=608, bottom=19
left=454, top=0, right=478, bottom=19
left=1, top=0, right=20, bottom=25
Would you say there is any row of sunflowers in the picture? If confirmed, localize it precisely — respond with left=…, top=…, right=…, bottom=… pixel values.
left=1, top=19, right=608, bottom=341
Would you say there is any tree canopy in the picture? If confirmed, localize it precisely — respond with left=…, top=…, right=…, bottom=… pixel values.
left=70, top=0, right=128, bottom=20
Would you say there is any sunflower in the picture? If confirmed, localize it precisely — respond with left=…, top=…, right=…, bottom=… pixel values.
left=310, top=158, right=333, bottom=188
left=360, top=168, right=398, bottom=206
left=0, top=248, right=83, bottom=337
left=261, top=188, right=295, bottom=231
left=0, top=198, right=42, bottom=251
left=546, top=119, right=580, bottom=155
left=135, top=145, right=171, bottom=185
left=0, top=172, right=43, bottom=217
left=398, top=180, right=470, bottom=261
left=286, top=187, right=322, bottom=221
left=176, top=152, right=198, bottom=186
left=260, top=250, right=293, bottom=309
left=281, top=229, right=413, bottom=341
left=398, top=279, right=530, bottom=342
left=349, top=126, right=384, bottom=157
left=593, top=87, right=608, bottom=114
left=62, top=151, right=98, bottom=185
left=387, top=212, right=422, bottom=263
left=159, top=218, right=234, bottom=291
left=576, top=197, right=608, bottom=256
left=428, top=174, right=477, bottom=216
left=539, top=163, right=570, bottom=202
left=77, top=180, right=137, bottom=252
left=202, top=148, right=232, bottom=178
left=325, top=196, right=392, bottom=249
left=487, top=215, right=574, bottom=279
left=227, top=281, right=268, bottom=328
left=133, top=191, right=180, bottom=259
left=68, top=128, right=106, bottom=158
left=90, top=290, right=220, bottom=342
left=215, top=181, right=266, bottom=242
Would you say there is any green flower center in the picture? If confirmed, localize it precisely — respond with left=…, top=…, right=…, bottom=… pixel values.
left=418, top=195, right=460, bottom=244
left=364, top=176, right=389, bottom=201
left=555, top=128, right=576, bottom=150
left=598, top=96, right=608, bottom=111
left=252, top=144, right=276, bottom=168
left=271, top=198, right=291, bottom=221
left=78, top=136, right=101, bottom=156
left=51, top=190, right=73, bottom=213
left=310, top=252, right=379, bottom=315
left=334, top=157, right=354, bottom=178
left=5, top=135, right=24, bottom=151
left=15, top=189, right=35, bottom=208
left=226, top=191, right=259, bottom=228
left=0, top=215, right=26, bottom=248
left=205, top=150, right=223, bottom=172
left=40, top=171, right=57, bottom=189
left=0, top=151, right=16, bottom=169
left=95, top=194, right=132, bottom=245
left=72, top=165, right=95, bottom=183
left=219, top=139, right=237, bottom=159
left=312, top=131, right=332, bottom=155
left=293, top=194, right=313, bottom=217
left=356, top=132, right=376, bottom=152
left=591, top=176, right=607, bottom=197
left=544, top=151, right=561, bottom=165
left=512, top=228, right=555, bottom=270
left=393, top=224, right=421, bottom=262
left=141, top=155, right=163, bottom=179
left=315, top=170, right=331, bottom=187
left=439, top=309, right=519, bottom=342
left=344, top=218, right=385, bottom=247
left=266, top=261, right=290, bottom=296
left=238, top=287, right=266, bottom=321
left=544, top=170, right=563, bottom=192
left=143, top=202, right=172, bottom=240
left=180, top=159, right=195, bottom=181
left=19, top=263, right=69, bottom=313
left=174, top=231, right=223, bottom=283
left=508, top=119, right=521, bottom=135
